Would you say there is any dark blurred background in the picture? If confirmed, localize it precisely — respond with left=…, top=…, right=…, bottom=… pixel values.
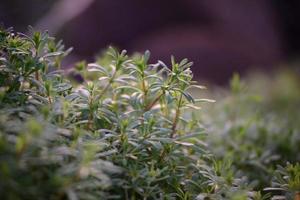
left=1, top=0, right=300, bottom=84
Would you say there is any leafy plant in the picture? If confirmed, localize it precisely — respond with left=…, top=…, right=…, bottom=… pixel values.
left=264, top=163, right=300, bottom=199
left=1, top=26, right=247, bottom=200
left=198, top=71, right=300, bottom=197
left=0, top=26, right=123, bottom=200
left=1, top=25, right=299, bottom=200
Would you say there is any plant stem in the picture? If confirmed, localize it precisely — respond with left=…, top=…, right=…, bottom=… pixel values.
left=48, top=96, right=52, bottom=105
left=87, top=93, right=94, bottom=130
left=142, top=77, right=148, bottom=103
left=144, top=92, right=164, bottom=112
left=170, top=94, right=183, bottom=138
left=98, top=68, right=117, bottom=98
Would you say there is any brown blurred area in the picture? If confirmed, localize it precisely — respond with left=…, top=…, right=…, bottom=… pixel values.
left=1, top=0, right=300, bottom=84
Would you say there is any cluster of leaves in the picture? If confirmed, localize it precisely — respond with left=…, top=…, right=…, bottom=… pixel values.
left=198, top=72, right=300, bottom=198
left=0, top=27, right=261, bottom=200
left=1, top=26, right=299, bottom=200
left=265, top=163, right=300, bottom=199
left=0, top=26, right=121, bottom=200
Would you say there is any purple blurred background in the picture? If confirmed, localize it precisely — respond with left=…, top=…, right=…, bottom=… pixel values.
left=1, top=0, right=300, bottom=83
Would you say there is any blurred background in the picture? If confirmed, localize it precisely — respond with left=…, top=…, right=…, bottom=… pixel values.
left=1, top=0, right=300, bottom=84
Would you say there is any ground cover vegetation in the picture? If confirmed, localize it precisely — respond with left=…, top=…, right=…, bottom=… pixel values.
left=0, top=26, right=299, bottom=199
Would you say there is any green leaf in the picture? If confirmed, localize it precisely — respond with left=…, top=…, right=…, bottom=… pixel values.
left=53, top=82, right=72, bottom=93
left=87, top=63, right=108, bottom=75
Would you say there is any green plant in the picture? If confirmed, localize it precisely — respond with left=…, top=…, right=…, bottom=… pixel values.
left=2, top=25, right=299, bottom=200
left=1, top=26, right=251, bottom=200
left=0, top=26, right=122, bottom=200
left=197, top=71, right=300, bottom=194
left=264, top=163, right=300, bottom=199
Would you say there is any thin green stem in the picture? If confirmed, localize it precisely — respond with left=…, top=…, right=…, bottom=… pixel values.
left=144, top=91, right=164, bottom=112
left=87, top=90, right=94, bottom=130
left=98, top=68, right=117, bottom=99
left=170, top=93, right=183, bottom=138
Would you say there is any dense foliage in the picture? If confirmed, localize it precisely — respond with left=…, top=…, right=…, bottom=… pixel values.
left=197, top=71, right=300, bottom=198
left=0, top=27, right=299, bottom=199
